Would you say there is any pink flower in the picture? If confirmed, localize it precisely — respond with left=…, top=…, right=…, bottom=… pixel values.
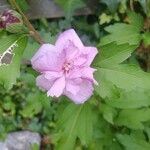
left=31, top=29, right=98, bottom=104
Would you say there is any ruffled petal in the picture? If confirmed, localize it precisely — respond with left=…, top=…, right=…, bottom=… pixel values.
left=31, top=44, right=65, bottom=72
left=47, top=76, right=65, bottom=97
left=55, top=29, right=83, bottom=50
left=82, top=47, right=98, bottom=66
left=65, top=80, right=80, bottom=95
left=44, top=71, right=63, bottom=80
left=36, top=75, right=54, bottom=91
left=64, top=41, right=79, bottom=61
left=68, top=67, right=97, bottom=84
left=64, top=79, right=94, bottom=104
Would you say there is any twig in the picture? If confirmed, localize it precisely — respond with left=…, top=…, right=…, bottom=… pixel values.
left=9, top=0, right=45, bottom=45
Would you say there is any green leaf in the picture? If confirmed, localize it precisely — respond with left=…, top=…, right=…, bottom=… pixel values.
left=106, top=89, right=150, bottom=109
left=100, top=104, right=117, bottom=124
left=116, top=108, right=150, bottom=129
left=0, top=35, right=27, bottom=89
left=100, top=12, right=143, bottom=46
left=100, top=23, right=141, bottom=45
left=56, top=102, right=95, bottom=150
left=55, top=0, right=85, bottom=19
left=127, top=11, right=144, bottom=31
left=20, top=92, right=49, bottom=118
left=100, top=0, right=121, bottom=13
left=97, top=42, right=137, bottom=67
left=95, top=77, right=118, bottom=99
left=116, top=134, right=150, bottom=150
left=95, top=64, right=150, bottom=92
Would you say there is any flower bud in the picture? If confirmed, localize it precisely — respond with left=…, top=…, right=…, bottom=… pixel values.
left=0, top=10, right=24, bottom=33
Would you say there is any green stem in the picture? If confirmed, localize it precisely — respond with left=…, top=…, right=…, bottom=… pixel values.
left=9, top=0, right=45, bottom=45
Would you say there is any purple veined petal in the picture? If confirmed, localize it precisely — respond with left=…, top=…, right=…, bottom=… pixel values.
left=64, top=41, right=80, bottom=61
left=36, top=75, right=54, bottom=91
left=55, top=29, right=84, bottom=50
left=82, top=46, right=98, bottom=66
left=64, top=79, right=94, bottom=104
left=47, top=76, right=66, bottom=97
left=65, top=80, right=80, bottom=95
left=73, top=55, right=87, bottom=66
left=31, top=44, right=65, bottom=72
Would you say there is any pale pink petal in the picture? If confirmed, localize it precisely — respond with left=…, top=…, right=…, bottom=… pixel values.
left=82, top=47, right=98, bottom=66
left=36, top=75, right=54, bottom=91
left=55, top=29, right=84, bottom=50
left=79, top=67, right=98, bottom=85
left=64, top=80, right=94, bottom=104
left=73, top=54, right=87, bottom=66
left=68, top=67, right=97, bottom=84
left=64, top=41, right=79, bottom=61
left=65, top=80, right=80, bottom=95
left=44, top=71, right=63, bottom=80
left=47, top=76, right=65, bottom=97
left=31, top=44, right=65, bottom=72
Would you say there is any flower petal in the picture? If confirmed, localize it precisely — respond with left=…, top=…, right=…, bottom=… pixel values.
left=36, top=75, right=54, bottom=91
left=55, top=29, right=83, bottom=50
left=44, top=71, right=63, bottom=80
left=83, top=47, right=98, bottom=65
left=31, top=44, right=65, bottom=72
left=65, top=80, right=80, bottom=95
left=47, top=76, right=65, bottom=97
left=64, top=41, right=79, bottom=61
left=68, top=67, right=97, bottom=84
left=64, top=79, right=94, bottom=104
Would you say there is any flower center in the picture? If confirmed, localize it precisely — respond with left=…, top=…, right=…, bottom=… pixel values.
left=62, top=62, right=73, bottom=73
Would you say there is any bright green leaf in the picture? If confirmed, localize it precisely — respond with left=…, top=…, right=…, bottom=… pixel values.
left=97, top=42, right=137, bottom=67
left=116, top=108, right=150, bottom=129
left=116, top=134, right=150, bottom=150
left=56, top=102, right=96, bottom=150
left=100, top=104, right=117, bottom=124
left=106, top=89, right=150, bottom=109
left=96, top=64, right=150, bottom=92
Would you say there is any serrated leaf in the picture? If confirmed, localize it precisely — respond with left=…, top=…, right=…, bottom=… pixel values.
left=56, top=103, right=95, bottom=150
left=97, top=42, right=137, bottom=67
left=100, top=23, right=141, bottom=45
left=100, top=104, right=117, bottom=124
left=116, top=134, right=150, bottom=150
left=0, top=35, right=27, bottom=89
left=127, top=11, right=144, bottom=31
left=106, top=89, right=150, bottom=109
left=115, top=108, right=150, bottom=129
left=100, top=12, right=143, bottom=46
left=95, top=78, right=118, bottom=99
left=96, top=64, right=150, bottom=92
